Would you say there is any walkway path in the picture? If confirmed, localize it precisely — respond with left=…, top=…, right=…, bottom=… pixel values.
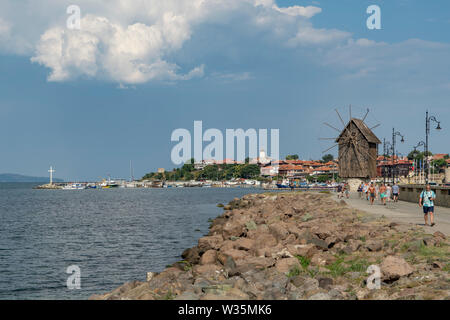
left=339, top=192, right=450, bottom=236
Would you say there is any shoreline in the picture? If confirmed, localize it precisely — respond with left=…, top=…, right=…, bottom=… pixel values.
left=91, top=191, right=449, bottom=300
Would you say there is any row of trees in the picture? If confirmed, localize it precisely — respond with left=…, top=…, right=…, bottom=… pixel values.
left=142, top=159, right=262, bottom=181
left=285, top=154, right=334, bottom=163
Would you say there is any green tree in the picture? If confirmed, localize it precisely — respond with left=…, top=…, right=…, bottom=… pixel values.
left=286, top=154, right=299, bottom=160
left=432, top=159, right=447, bottom=172
left=239, top=164, right=260, bottom=179
left=201, top=165, right=219, bottom=180
left=407, top=149, right=421, bottom=161
left=407, top=150, right=433, bottom=161
left=316, top=174, right=330, bottom=183
left=322, top=154, right=334, bottom=163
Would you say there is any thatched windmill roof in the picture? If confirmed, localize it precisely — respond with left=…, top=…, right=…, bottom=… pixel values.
left=335, top=118, right=381, bottom=144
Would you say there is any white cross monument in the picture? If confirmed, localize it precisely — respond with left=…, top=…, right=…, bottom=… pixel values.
left=48, top=166, right=55, bottom=185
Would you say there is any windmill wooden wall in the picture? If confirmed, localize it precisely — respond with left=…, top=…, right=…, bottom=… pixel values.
left=336, top=118, right=380, bottom=179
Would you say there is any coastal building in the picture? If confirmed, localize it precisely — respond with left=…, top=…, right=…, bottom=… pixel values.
left=259, top=159, right=338, bottom=179
left=277, top=164, right=307, bottom=178
left=377, top=156, right=413, bottom=178
left=249, top=149, right=273, bottom=165
left=194, top=158, right=244, bottom=170
left=260, top=165, right=278, bottom=177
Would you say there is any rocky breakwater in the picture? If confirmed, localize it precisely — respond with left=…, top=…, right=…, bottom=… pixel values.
left=91, top=192, right=449, bottom=300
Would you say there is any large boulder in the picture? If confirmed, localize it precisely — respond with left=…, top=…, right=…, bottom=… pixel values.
left=222, top=218, right=247, bottom=238
left=181, top=247, right=200, bottom=264
left=221, top=249, right=248, bottom=261
left=380, top=256, right=414, bottom=281
left=269, top=222, right=289, bottom=241
left=193, top=264, right=223, bottom=278
left=308, top=238, right=329, bottom=251
left=252, top=233, right=278, bottom=249
left=287, top=244, right=317, bottom=258
left=217, top=252, right=237, bottom=270
left=311, top=224, right=338, bottom=240
left=234, top=238, right=255, bottom=251
left=198, top=235, right=223, bottom=252
left=200, top=250, right=217, bottom=265
left=365, top=240, right=383, bottom=252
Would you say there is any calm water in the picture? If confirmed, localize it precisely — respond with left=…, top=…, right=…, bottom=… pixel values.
left=0, top=183, right=266, bottom=300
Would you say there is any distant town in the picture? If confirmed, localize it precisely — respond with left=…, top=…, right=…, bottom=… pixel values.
left=138, top=149, right=450, bottom=188
left=32, top=148, right=450, bottom=190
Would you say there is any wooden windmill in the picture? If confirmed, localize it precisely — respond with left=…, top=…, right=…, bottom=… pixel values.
left=321, top=107, right=381, bottom=179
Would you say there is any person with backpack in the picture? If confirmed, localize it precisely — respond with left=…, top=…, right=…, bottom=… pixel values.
left=419, top=184, right=436, bottom=227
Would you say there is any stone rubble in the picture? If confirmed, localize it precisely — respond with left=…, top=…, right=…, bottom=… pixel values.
left=90, top=192, right=450, bottom=300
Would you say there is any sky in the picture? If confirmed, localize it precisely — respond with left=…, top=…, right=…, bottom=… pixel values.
left=0, top=0, right=449, bottom=181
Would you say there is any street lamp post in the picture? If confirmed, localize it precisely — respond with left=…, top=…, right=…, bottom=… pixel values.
left=392, top=128, right=405, bottom=184
left=425, top=110, right=442, bottom=184
left=385, top=141, right=393, bottom=184
left=414, top=141, right=426, bottom=184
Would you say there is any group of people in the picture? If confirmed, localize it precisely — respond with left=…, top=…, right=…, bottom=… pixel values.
left=336, top=183, right=350, bottom=199
left=353, top=182, right=437, bottom=227
left=357, top=182, right=400, bottom=205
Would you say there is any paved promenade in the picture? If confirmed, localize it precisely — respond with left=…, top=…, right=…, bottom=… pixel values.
left=339, top=192, right=450, bottom=236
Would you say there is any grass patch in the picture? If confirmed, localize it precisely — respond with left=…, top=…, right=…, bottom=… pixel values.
left=401, top=240, right=448, bottom=259
left=296, top=255, right=311, bottom=269
left=347, top=259, right=370, bottom=273
left=325, top=256, right=347, bottom=278
left=163, top=290, right=175, bottom=300
left=387, top=239, right=399, bottom=249
left=417, top=243, right=449, bottom=258
left=285, top=256, right=316, bottom=277
left=286, top=266, right=301, bottom=278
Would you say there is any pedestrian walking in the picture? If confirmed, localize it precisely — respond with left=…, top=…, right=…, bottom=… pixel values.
left=392, top=183, right=400, bottom=202
left=379, top=183, right=387, bottom=206
left=357, top=183, right=363, bottom=199
left=386, top=184, right=392, bottom=202
left=419, top=184, right=436, bottom=227
left=368, top=183, right=376, bottom=205
left=363, top=182, right=369, bottom=201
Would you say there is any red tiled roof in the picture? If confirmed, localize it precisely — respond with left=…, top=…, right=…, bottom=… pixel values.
left=433, top=153, right=449, bottom=160
left=278, top=164, right=305, bottom=171
left=314, top=166, right=333, bottom=171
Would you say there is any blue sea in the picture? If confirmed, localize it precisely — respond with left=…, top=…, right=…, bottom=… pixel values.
left=0, top=183, right=266, bottom=300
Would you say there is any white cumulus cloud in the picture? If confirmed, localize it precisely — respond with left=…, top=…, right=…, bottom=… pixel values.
left=0, top=0, right=332, bottom=84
